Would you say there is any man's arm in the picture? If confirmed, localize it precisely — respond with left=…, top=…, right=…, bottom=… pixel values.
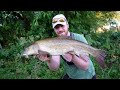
left=36, top=54, right=61, bottom=71
left=71, top=54, right=90, bottom=70
left=63, top=53, right=90, bottom=70
left=71, top=34, right=90, bottom=70
left=47, top=56, right=61, bottom=71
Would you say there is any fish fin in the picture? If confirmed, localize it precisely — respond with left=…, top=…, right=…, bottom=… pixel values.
left=94, top=49, right=107, bottom=69
left=38, top=50, right=50, bottom=56
left=74, top=51, right=80, bottom=57
left=66, top=51, right=75, bottom=55
left=66, top=51, right=80, bottom=57
left=33, top=55, right=36, bottom=58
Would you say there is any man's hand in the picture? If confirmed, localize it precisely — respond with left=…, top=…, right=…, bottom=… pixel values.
left=62, top=51, right=75, bottom=62
left=36, top=54, right=50, bottom=62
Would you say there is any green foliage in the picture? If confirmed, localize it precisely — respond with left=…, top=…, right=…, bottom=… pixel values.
left=0, top=11, right=119, bottom=79
left=87, top=31, right=120, bottom=79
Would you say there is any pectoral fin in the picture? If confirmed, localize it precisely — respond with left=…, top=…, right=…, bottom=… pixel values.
left=38, top=50, right=50, bottom=57
left=66, top=51, right=75, bottom=55
left=66, top=51, right=80, bottom=57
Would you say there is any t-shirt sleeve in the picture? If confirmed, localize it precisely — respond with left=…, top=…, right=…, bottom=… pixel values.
left=74, top=33, right=88, bottom=44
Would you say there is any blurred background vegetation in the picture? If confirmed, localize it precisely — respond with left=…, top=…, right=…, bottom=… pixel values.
left=0, top=11, right=120, bottom=79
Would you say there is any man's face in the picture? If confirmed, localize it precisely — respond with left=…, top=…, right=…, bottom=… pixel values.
left=54, top=24, right=69, bottom=37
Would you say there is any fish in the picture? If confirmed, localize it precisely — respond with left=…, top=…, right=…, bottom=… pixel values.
left=22, top=36, right=107, bottom=68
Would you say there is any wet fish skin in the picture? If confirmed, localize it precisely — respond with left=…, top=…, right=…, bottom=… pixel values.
left=22, top=36, right=107, bottom=68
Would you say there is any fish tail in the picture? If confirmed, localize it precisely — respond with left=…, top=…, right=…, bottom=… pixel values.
left=94, top=49, right=107, bottom=69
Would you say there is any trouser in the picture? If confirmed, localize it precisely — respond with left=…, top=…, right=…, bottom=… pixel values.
left=62, top=74, right=96, bottom=79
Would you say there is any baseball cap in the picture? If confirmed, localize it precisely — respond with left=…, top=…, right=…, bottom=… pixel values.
left=52, top=14, right=68, bottom=28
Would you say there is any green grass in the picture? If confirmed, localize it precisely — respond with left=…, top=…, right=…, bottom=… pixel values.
left=0, top=56, right=64, bottom=79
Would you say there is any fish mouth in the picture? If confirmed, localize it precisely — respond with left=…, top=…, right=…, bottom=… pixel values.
left=21, top=53, right=29, bottom=58
left=21, top=51, right=28, bottom=56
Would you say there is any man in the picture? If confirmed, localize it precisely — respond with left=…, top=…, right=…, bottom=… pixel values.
left=36, top=14, right=96, bottom=79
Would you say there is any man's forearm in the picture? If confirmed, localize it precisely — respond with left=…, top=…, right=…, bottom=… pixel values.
left=72, top=54, right=89, bottom=70
left=46, top=56, right=60, bottom=71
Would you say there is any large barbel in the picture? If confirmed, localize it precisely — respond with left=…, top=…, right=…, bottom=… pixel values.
left=22, top=36, right=107, bottom=68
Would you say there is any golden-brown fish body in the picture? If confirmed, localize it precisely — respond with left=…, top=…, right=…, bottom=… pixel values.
left=22, top=37, right=106, bottom=68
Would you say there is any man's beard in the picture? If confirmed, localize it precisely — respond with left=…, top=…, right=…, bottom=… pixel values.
left=58, top=31, right=68, bottom=36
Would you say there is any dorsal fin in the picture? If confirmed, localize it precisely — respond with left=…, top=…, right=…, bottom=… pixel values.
left=56, top=36, right=89, bottom=45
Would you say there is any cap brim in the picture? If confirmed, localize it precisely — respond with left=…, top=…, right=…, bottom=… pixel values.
left=52, top=22, right=66, bottom=28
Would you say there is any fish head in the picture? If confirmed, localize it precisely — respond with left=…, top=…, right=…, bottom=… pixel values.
left=22, top=45, right=38, bottom=57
